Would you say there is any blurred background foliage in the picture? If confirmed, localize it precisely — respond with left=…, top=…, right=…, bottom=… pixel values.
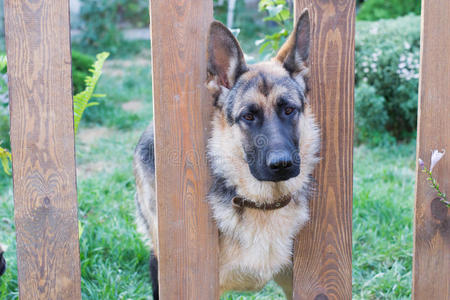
left=355, top=15, right=420, bottom=144
left=54, top=0, right=421, bottom=147
left=357, top=0, right=421, bottom=21
left=75, top=0, right=150, bottom=54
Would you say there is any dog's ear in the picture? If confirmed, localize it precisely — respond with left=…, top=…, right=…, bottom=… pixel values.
left=207, top=21, right=248, bottom=100
left=275, top=9, right=310, bottom=83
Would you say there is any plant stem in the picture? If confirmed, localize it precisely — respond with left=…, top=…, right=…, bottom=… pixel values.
left=423, top=167, right=449, bottom=207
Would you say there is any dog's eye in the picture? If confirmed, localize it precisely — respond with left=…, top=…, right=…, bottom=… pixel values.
left=284, top=107, right=296, bottom=115
left=243, top=113, right=255, bottom=121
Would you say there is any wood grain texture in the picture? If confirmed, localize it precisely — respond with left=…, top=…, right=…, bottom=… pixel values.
left=292, top=1, right=354, bottom=299
left=413, top=1, right=450, bottom=299
left=149, top=1, right=219, bottom=299
left=4, top=0, right=81, bottom=299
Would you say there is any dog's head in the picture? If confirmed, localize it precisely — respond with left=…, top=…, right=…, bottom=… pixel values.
left=207, top=10, right=319, bottom=196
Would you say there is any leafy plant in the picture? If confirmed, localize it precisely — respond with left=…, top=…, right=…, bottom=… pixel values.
left=355, top=15, right=420, bottom=143
left=72, top=51, right=95, bottom=95
left=357, top=0, right=421, bottom=21
left=73, top=52, right=109, bottom=134
left=257, top=0, right=292, bottom=56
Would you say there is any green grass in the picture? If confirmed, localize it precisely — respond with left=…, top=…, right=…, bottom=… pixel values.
left=76, top=129, right=152, bottom=299
left=353, top=142, right=415, bottom=299
left=0, top=55, right=416, bottom=299
left=81, top=53, right=153, bottom=130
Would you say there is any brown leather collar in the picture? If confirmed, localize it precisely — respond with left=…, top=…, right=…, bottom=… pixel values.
left=231, top=194, right=291, bottom=210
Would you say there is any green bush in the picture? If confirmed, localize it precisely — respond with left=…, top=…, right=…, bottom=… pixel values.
left=357, top=0, right=421, bottom=21
left=355, top=83, right=391, bottom=145
left=355, top=15, right=420, bottom=143
left=77, top=0, right=149, bottom=54
left=72, top=50, right=95, bottom=95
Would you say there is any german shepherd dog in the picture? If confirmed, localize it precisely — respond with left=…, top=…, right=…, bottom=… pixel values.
left=134, top=9, right=320, bottom=300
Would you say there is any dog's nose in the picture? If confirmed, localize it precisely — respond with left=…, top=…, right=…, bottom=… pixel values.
left=266, top=152, right=293, bottom=170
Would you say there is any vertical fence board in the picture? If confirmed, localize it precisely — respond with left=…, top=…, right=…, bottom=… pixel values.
left=413, top=1, right=450, bottom=299
left=149, top=1, right=218, bottom=299
left=4, top=0, right=81, bottom=299
left=292, top=1, right=354, bottom=299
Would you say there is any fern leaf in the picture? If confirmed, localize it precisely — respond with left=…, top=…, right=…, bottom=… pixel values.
left=86, top=102, right=99, bottom=108
left=0, top=145, right=12, bottom=175
left=73, top=52, right=109, bottom=134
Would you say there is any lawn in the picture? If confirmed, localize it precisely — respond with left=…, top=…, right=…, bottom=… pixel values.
left=0, top=54, right=415, bottom=299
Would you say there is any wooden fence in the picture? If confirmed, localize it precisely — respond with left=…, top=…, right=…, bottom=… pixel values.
left=149, top=1, right=218, bottom=299
left=3, top=0, right=448, bottom=299
left=292, top=1, right=354, bottom=298
left=5, top=0, right=81, bottom=298
left=413, top=0, right=450, bottom=299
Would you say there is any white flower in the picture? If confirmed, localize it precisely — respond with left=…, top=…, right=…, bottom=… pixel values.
left=404, top=42, right=411, bottom=49
left=418, top=158, right=425, bottom=169
left=364, top=68, right=369, bottom=73
left=430, top=149, right=445, bottom=172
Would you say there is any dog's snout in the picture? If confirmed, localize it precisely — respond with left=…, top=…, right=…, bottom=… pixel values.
left=266, top=152, right=293, bottom=170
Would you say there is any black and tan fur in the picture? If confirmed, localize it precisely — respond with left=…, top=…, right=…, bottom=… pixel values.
left=134, top=9, right=320, bottom=300
left=0, top=244, right=6, bottom=277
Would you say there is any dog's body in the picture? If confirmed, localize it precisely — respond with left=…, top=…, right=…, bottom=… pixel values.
left=134, top=10, right=320, bottom=299
left=0, top=244, right=6, bottom=277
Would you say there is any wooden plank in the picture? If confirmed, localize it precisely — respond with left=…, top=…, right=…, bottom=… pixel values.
left=4, top=0, right=81, bottom=299
left=149, top=1, right=218, bottom=299
left=292, top=1, right=354, bottom=299
left=413, top=1, right=450, bottom=299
